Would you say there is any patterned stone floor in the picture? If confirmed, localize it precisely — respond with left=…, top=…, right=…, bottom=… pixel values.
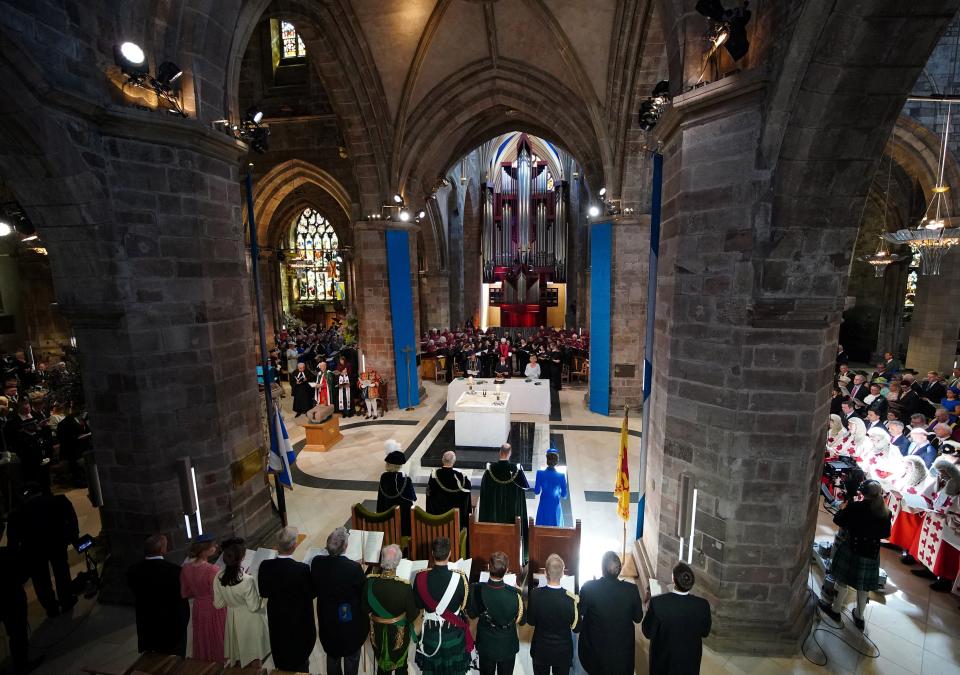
left=4, top=380, right=960, bottom=674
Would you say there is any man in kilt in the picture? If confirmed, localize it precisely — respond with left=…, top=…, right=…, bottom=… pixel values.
left=362, top=544, right=419, bottom=675
left=818, top=479, right=892, bottom=630
left=412, top=537, right=472, bottom=674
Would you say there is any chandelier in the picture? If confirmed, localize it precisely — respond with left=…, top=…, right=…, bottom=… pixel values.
left=859, top=154, right=905, bottom=277
left=882, top=102, right=960, bottom=275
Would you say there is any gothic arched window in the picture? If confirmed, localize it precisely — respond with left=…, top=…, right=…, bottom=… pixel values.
left=289, top=208, right=342, bottom=304
left=280, top=20, right=306, bottom=60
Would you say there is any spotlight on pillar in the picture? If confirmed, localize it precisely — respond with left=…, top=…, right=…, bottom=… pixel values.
left=114, top=41, right=149, bottom=83
left=588, top=205, right=600, bottom=218
left=245, top=106, right=264, bottom=125
left=695, top=0, right=751, bottom=62
left=399, top=209, right=411, bottom=222
left=638, top=80, right=671, bottom=132
left=393, top=194, right=404, bottom=205
left=0, top=221, right=11, bottom=237
left=417, top=210, right=426, bottom=219
left=599, top=187, right=607, bottom=197
left=154, top=61, right=183, bottom=91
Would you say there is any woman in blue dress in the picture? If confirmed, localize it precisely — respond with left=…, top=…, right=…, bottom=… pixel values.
left=534, top=448, right=568, bottom=526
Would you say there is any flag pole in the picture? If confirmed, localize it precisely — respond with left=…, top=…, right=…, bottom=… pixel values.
left=637, top=151, right=663, bottom=541
left=245, top=164, right=287, bottom=527
left=621, top=405, right=629, bottom=562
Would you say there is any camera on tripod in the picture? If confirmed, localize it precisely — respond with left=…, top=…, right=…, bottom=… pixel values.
left=71, top=533, right=101, bottom=599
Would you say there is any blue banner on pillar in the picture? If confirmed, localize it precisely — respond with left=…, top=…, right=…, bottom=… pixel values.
left=589, top=221, right=612, bottom=416
left=385, top=230, right=420, bottom=409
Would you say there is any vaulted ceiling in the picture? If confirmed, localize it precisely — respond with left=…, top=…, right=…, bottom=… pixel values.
left=249, top=0, right=665, bottom=201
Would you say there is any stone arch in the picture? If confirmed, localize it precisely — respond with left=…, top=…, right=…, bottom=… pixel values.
left=224, top=0, right=392, bottom=214
left=399, top=61, right=605, bottom=202
left=888, top=114, right=960, bottom=207
left=252, top=159, right=353, bottom=246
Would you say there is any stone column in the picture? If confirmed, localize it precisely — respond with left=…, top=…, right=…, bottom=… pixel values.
left=610, top=216, right=650, bottom=411
left=421, top=270, right=451, bottom=330
left=34, top=112, right=277, bottom=600
left=354, top=222, right=422, bottom=406
left=906, top=250, right=960, bottom=373
left=642, top=78, right=829, bottom=654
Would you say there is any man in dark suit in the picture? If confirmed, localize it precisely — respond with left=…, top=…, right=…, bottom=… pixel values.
left=864, top=410, right=888, bottom=437
left=904, top=427, right=937, bottom=469
left=1, top=526, right=40, bottom=674
left=578, top=551, right=643, bottom=675
left=127, top=534, right=189, bottom=656
left=865, top=384, right=889, bottom=420
left=258, top=526, right=316, bottom=672
left=888, top=421, right=910, bottom=456
left=5, top=483, right=78, bottom=617
left=918, top=372, right=947, bottom=417
left=526, top=553, right=581, bottom=675
left=642, top=562, right=711, bottom=675
left=311, top=527, right=367, bottom=675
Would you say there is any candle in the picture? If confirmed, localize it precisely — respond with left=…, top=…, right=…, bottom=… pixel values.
left=361, top=353, right=366, bottom=373
left=496, top=383, right=502, bottom=395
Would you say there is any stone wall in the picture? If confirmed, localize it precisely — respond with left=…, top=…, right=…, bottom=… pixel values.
left=609, top=216, right=650, bottom=411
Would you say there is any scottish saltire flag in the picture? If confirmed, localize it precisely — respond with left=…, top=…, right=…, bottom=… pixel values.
left=615, top=407, right=630, bottom=522
left=268, top=405, right=296, bottom=488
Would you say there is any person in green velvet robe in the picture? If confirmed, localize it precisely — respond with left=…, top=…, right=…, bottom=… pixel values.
left=478, top=444, right=529, bottom=527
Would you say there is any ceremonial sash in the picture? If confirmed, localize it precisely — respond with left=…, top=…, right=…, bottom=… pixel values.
left=415, top=571, right=474, bottom=654
left=367, top=581, right=416, bottom=660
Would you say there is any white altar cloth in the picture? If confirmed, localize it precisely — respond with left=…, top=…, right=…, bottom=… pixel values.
left=447, top=378, right=550, bottom=416
left=454, top=391, right=510, bottom=447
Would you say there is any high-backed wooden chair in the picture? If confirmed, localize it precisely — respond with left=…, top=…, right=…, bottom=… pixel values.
left=571, top=360, right=589, bottom=383
left=527, top=518, right=582, bottom=592
left=169, top=659, right=223, bottom=675
left=410, top=506, right=461, bottom=563
left=351, top=503, right=407, bottom=550
left=83, top=653, right=183, bottom=675
left=222, top=666, right=263, bottom=675
left=468, top=515, right=522, bottom=583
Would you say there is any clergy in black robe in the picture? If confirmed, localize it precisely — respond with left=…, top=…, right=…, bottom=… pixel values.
left=377, top=444, right=417, bottom=536
left=290, top=363, right=315, bottom=416
left=478, top=444, right=529, bottom=529
left=258, top=527, right=316, bottom=672
left=578, top=551, right=643, bottom=675
left=641, top=562, right=712, bottom=675
left=426, top=451, right=473, bottom=527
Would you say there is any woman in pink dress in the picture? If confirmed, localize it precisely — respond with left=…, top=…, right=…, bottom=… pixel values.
left=180, top=539, right=226, bottom=660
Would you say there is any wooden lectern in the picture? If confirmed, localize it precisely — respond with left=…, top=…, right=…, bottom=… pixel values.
left=298, top=404, right=342, bottom=452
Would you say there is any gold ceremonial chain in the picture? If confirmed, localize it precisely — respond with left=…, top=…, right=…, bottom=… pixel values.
left=486, top=465, right=520, bottom=485
left=379, top=473, right=411, bottom=500
left=431, top=470, right=470, bottom=493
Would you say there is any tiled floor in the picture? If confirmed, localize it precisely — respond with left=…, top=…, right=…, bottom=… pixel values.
left=4, top=380, right=960, bottom=674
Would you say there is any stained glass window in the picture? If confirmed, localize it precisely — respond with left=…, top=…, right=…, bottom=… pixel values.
left=289, top=208, right=342, bottom=304
left=280, top=21, right=306, bottom=59
left=903, top=250, right=920, bottom=322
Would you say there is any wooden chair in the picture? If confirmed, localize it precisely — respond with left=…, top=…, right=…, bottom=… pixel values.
left=169, top=659, right=223, bottom=675
left=527, top=518, right=582, bottom=592
left=561, top=364, right=570, bottom=383
left=351, top=503, right=407, bottom=550
left=435, top=356, right=448, bottom=383
left=376, top=379, right=390, bottom=414
left=468, top=514, right=522, bottom=583
left=571, top=360, right=589, bottom=383
left=452, top=360, right=465, bottom=378
left=409, top=506, right=461, bottom=563
left=222, top=666, right=263, bottom=675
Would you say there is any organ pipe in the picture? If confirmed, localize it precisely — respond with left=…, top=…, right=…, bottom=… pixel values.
left=517, top=144, right=531, bottom=254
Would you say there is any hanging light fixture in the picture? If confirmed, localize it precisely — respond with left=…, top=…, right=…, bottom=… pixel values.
left=883, top=102, right=960, bottom=275
left=859, top=154, right=906, bottom=277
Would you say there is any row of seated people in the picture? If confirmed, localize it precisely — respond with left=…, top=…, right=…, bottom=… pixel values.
left=823, top=413, right=960, bottom=628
